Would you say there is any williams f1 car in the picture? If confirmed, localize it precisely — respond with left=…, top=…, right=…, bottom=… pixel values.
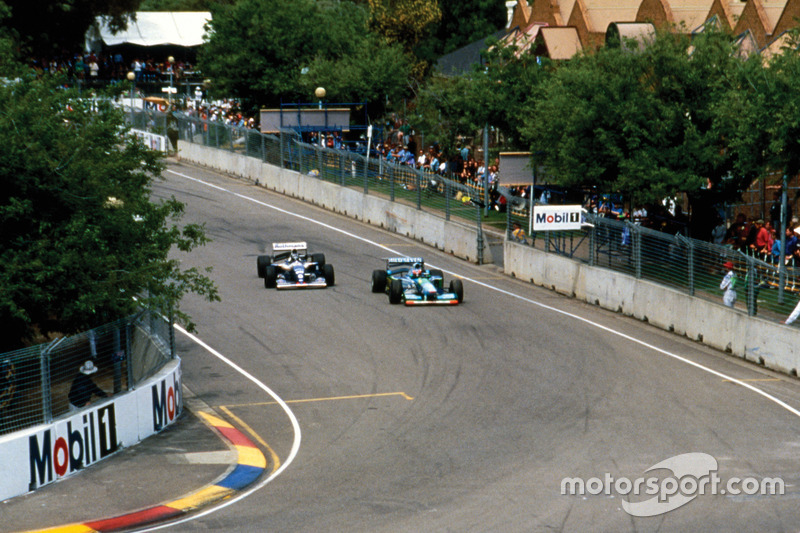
left=257, top=242, right=334, bottom=289
left=371, top=257, right=463, bottom=305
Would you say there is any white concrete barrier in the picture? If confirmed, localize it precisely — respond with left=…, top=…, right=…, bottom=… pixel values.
left=0, top=359, right=182, bottom=501
left=505, top=241, right=800, bottom=376
left=178, top=141, right=800, bottom=376
left=178, top=141, right=486, bottom=263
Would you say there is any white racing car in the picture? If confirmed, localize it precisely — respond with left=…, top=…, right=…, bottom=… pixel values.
left=256, top=242, right=334, bottom=289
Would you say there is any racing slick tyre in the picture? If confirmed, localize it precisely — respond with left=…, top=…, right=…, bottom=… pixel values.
left=371, top=270, right=387, bottom=293
left=257, top=255, right=272, bottom=278
left=449, top=279, right=464, bottom=303
left=311, top=253, right=325, bottom=267
left=389, top=279, right=403, bottom=304
left=429, top=269, right=444, bottom=290
left=323, top=264, right=335, bottom=287
left=264, top=265, right=278, bottom=288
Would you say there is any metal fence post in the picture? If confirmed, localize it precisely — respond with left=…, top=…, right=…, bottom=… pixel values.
left=416, top=171, right=422, bottom=209
left=589, top=224, right=596, bottom=267
left=363, top=155, right=369, bottom=194
left=477, top=203, right=484, bottom=265
left=747, top=257, right=757, bottom=316
left=634, top=225, right=642, bottom=279
left=113, top=326, right=123, bottom=394
left=686, top=237, right=695, bottom=296
left=39, top=337, right=64, bottom=423
left=126, top=318, right=135, bottom=389
left=390, top=166, right=396, bottom=202
left=445, top=179, right=451, bottom=221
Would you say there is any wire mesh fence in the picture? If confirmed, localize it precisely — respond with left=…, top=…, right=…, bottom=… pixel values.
left=0, top=309, right=174, bottom=437
left=172, top=115, right=800, bottom=325
left=506, top=210, right=800, bottom=322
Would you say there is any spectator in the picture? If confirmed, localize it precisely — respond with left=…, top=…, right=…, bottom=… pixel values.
left=786, top=298, right=800, bottom=325
left=68, top=361, right=108, bottom=410
left=720, top=261, right=737, bottom=307
left=0, top=359, right=18, bottom=432
left=750, top=219, right=771, bottom=257
left=724, top=213, right=748, bottom=250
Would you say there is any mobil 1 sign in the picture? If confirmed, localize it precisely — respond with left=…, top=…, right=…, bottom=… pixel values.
left=533, top=205, right=586, bottom=231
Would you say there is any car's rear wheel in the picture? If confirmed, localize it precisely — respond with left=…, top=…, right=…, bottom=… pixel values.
left=264, top=265, right=277, bottom=288
left=389, top=279, right=403, bottom=304
left=372, top=270, right=387, bottom=293
left=257, top=255, right=271, bottom=278
left=311, top=253, right=325, bottom=266
left=449, top=279, right=464, bottom=303
left=323, top=264, right=335, bottom=286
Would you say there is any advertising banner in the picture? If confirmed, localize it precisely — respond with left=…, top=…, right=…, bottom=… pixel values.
left=533, top=205, right=587, bottom=231
left=0, top=359, right=181, bottom=501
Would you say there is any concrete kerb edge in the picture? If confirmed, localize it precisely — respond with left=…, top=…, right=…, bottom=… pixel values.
left=29, top=386, right=267, bottom=533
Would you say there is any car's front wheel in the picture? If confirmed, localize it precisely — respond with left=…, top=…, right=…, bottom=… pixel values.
left=264, top=265, right=277, bottom=288
left=257, top=255, right=271, bottom=278
left=389, top=279, right=403, bottom=304
left=449, top=279, right=464, bottom=303
left=372, top=270, right=387, bottom=293
left=323, top=264, right=335, bottom=286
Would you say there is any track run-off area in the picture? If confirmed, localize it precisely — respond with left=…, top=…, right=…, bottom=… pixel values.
left=154, top=160, right=800, bottom=532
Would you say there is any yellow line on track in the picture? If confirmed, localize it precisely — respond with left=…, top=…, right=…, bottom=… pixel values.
left=222, top=391, right=414, bottom=408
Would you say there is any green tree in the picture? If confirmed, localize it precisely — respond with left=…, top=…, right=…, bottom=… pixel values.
left=524, top=28, right=751, bottom=208
left=0, top=71, right=218, bottom=349
left=199, top=0, right=413, bottom=114
left=421, top=0, right=507, bottom=58
left=725, top=28, right=800, bottom=187
left=2, top=0, right=140, bottom=56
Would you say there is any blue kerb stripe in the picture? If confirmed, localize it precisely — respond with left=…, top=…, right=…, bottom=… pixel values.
left=215, top=464, right=264, bottom=490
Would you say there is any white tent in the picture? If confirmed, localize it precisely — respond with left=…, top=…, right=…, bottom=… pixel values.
left=93, top=12, right=211, bottom=48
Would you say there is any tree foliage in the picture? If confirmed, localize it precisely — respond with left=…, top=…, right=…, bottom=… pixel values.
left=423, top=0, right=507, bottom=57
left=0, top=71, right=218, bottom=350
left=523, top=28, right=757, bottom=206
left=199, top=0, right=414, bottom=115
left=2, top=0, right=140, bottom=57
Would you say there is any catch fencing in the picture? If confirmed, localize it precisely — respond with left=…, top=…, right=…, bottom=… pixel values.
left=506, top=210, right=800, bottom=322
left=173, top=114, right=489, bottom=248
left=0, top=309, right=174, bottom=437
left=169, top=114, right=800, bottom=324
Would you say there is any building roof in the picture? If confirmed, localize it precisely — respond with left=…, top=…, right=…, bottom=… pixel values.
left=537, top=27, right=584, bottom=58
left=94, top=12, right=211, bottom=47
left=435, top=29, right=508, bottom=75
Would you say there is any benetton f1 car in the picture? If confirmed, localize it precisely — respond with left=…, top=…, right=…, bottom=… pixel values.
left=256, top=242, right=335, bottom=289
left=371, top=257, right=463, bottom=305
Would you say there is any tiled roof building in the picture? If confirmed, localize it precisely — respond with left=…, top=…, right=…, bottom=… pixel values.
left=509, top=0, right=797, bottom=52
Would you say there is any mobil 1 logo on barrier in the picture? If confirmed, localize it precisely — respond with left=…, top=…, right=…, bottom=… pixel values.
left=533, top=205, right=588, bottom=231
left=152, top=368, right=182, bottom=431
left=29, top=404, right=118, bottom=490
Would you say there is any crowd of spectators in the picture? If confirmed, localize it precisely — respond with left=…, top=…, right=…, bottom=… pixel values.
left=29, top=50, right=199, bottom=87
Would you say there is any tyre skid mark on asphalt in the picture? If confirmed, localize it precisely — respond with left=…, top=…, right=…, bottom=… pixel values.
left=167, top=168, right=800, bottom=421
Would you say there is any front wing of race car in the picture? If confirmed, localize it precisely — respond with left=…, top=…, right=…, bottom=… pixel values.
left=403, top=292, right=461, bottom=306
left=276, top=277, right=329, bottom=290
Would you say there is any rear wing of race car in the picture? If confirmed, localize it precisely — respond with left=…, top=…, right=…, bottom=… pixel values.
left=386, top=257, right=425, bottom=269
left=272, top=242, right=308, bottom=261
left=273, top=242, right=307, bottom=252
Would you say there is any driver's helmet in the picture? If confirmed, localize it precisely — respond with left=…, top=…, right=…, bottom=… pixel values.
left=411, top=263, right=423, bottom=277
left=290, top=250, right=300, bottom=262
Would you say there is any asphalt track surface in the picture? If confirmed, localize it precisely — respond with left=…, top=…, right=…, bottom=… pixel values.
left=144, top=160, right=800, bottom=532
